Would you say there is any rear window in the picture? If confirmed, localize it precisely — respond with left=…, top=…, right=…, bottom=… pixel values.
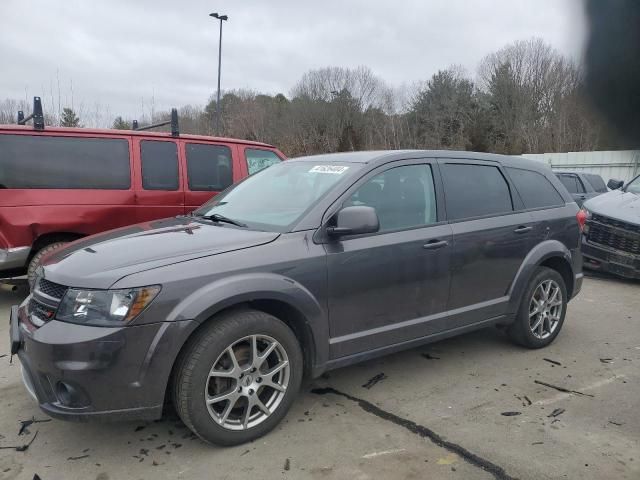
left=0, top=134, right=130, bottom=189
left=245, top=149, right=282, bottom=175
left=556, top=174, right=585, bottom=194
left=140, top=141, right=179, bottom=190
left=440, top=163, right=513, bottom=220
left=506, top=168, right=565, bottom=209
left=583, top=173, right=607, bottom=193
left=186, top=143, right=233, bottom=191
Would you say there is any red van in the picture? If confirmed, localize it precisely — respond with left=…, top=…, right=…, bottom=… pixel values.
left=0, top=116, right=285, bottom=284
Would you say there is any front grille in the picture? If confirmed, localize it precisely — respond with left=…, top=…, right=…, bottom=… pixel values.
left=588, top=222, right=640, bottom=256
left=36, top=278, right=68, bottom=300
left=28, top=298, right=56, bottom=325
left=592, top=214, right=640, bottom=234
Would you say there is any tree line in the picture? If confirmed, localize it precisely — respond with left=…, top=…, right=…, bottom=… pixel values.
left=1, top=38, right=622, bottom=157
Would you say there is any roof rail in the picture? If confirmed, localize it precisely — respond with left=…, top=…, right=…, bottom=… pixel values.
left=132, top=108, right=179, bottom=137
left=17, top=97, right=45, bottom=130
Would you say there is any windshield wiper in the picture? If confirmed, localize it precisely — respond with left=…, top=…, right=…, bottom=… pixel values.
left=196, top=213, right=247, bottom=228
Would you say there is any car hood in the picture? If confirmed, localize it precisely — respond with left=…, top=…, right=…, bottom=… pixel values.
left=41, top=217, right=280, bottom=289
left=583, top=190, right=640, bottom=226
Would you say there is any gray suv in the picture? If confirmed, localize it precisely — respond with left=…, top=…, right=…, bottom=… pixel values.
left=10, top=150, right=583, bottom=446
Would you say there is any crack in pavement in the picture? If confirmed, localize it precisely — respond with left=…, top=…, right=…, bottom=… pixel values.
left=311, top=387, right=517, bottom=480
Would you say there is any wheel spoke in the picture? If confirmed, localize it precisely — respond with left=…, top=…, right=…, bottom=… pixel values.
left=264, top=360, right=289, bottom=379
left=531, top=316, right=543, bottom=332
left=219, top=395, right=239, bottom=424
left=254, top=396, right=270, bottom=415
left=262, top=378, right=286, bottom=392
left=529, top=305, right=541, bottom=317
left=242, top=403, right=252, bottom=429
left=207, top=389, right=238, bottom=405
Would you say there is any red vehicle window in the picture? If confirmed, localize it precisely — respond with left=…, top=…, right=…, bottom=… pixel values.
left=185, top=143, right=233, bottom=191
left=140, top=140, right=179, bottom=191
left=245, top=148, right=282, bottom=175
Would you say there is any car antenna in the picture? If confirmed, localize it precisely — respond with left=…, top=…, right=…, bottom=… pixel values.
left=131, top=108, right=179, bottom=137
left=17, top=96, right=45, bottom=131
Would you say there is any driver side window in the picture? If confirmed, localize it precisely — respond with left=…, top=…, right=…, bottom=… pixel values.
left=346, top=164, right=437, bottom=232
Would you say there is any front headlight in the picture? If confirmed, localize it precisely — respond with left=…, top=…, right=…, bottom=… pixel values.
left=56, top=286, right=161, bottom=326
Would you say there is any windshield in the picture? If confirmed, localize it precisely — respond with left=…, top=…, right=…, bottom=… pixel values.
left=625, top=176, right=640, bottom=195
left=194, top=161, right=359, bottom=232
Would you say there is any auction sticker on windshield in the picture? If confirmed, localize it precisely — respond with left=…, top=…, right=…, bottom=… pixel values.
left=309, top=165, right=350, bottom=174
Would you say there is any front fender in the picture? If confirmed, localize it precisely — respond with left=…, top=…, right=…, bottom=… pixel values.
left=507, top=240, right=574, bottom=314
left=166, top=272, right=328, bottom=368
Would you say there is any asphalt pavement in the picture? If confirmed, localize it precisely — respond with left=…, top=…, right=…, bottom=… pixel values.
left=0, top=275, right=638, bottom=480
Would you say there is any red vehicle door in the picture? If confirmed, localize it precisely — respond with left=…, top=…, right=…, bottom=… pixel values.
left=132, top=137, right=185, bottom=222
left=181, top=140, right=241, bottom=211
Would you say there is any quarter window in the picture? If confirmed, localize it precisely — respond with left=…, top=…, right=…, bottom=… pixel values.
left=140, top=141, right=179, bottom=190
left=0, top=134, right=130, bottom=189
left=441, top=163, right=513, bottom=220
left=186, top=143, right=233, bottom=191
left=346, top=164, right=437, bottom=232
left=506, top=168, right=565, bottom=209
left=246, top=149, right=282, bottom=175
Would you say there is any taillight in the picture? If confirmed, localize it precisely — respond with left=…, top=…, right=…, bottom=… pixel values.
left=576, top=208, right=590, bottom=232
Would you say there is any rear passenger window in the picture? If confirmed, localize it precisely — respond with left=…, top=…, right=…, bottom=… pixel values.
left=0, top=134, right=130, bottom=189
left=186, top=143, right=233, bottom=191
left=245, top=149, right=282, bottom=175
left=140, top=141, right=179, bottom=190
left=557, top=174, right=584, bottom=194
left=441, top=164, right=513, bottom=220
left=506, top=168, right=564, bottom=209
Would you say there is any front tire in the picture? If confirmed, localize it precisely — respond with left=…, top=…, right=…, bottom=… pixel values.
left=508, top=267, right=567, bottom=349
left=173, top=309, right=303, bottom=446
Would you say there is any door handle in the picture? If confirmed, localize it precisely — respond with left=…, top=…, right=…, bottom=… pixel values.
left=514, top=226, right=532, bottom=234
left=423, top=239, right=448, bottom=250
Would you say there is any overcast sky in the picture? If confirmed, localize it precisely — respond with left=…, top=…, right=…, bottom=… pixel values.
left=0, top=0, right=587, bottom=123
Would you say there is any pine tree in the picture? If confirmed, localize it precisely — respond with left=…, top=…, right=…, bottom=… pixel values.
left=60, top=108, right=81, bottom=127
left=112, top=116, right=131, bottom=130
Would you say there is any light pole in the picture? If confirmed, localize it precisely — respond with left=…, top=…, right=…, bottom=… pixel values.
left=209, top=12, right=228, bottom=136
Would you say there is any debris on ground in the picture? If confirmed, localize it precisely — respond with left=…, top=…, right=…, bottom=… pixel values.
left=608, top=420, right=624, bottom=426
left=284, top=458, right=291, bottom=471
left=362, top=373, right=386, bottom=389
left=0, top=430, right=39, bottom=452
left=547, top=408, right=565, bottom=418
left=600, top=358, right=613, bottom=364
left=524, top=396, right=532, bottom=406
left=531, top=442, right=544, bottom=445
left=543, top=358, right=562, bottom=366
left=501, top=411, right=521, bottom=416
left=0, top=354, right=7, bottom=359
left=67, top=454, right=90, bottom=461
left=134, top=425, right=146, bottom=432
left=534, top=380, right=594, bottom=397
left=421, top=353, right=440, bottom=360
left=18, top=417, right=52, bottom=436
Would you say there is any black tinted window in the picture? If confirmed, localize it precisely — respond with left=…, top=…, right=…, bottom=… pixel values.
left=584, top=173, right=607, bottom=193
left=557, top=174, right=584, bottom=194
left=346, top=164, right=437, bottom=232
left=140, top=141, right=179, bottom=190
left=506, top=168, right=564, bottom=209
left=245, top=149, right=281, bottom=175
left=186, top=143, right=233, bottom=191
left=0, top=134, right=130, bottom=189
left=441, top=163, right=513, bottom=220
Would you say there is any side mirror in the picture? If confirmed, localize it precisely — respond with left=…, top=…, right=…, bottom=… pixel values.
left=607, top=179, right=624, bottom=190
left=327, top=206, right=379, bottom=237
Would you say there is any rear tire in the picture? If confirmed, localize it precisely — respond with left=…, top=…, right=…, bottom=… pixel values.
left=508, top=267, right=567, bottom=349
left=173, top=309, right=303, bottom=446
left=27, top=242, right=68, bottom=289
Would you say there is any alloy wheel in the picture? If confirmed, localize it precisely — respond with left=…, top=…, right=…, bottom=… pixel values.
left=529, top=279, right=563, bottom=339
left=204, top=334, right=290, bottom=431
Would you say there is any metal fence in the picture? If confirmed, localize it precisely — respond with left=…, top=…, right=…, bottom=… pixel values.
left=522, top=150, right=640, bottom=183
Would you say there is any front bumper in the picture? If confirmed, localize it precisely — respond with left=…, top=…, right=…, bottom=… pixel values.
left=0, top=246, right=30, bottom=271
left=10, top=299, right=197, bottom=422
left=582, top=238, right=640, bottom=280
